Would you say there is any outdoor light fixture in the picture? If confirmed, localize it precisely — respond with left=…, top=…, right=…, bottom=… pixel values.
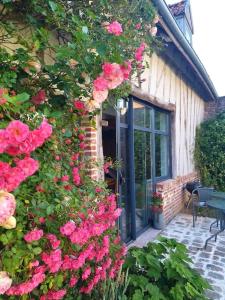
left=117, top=98, right=128, bottom=115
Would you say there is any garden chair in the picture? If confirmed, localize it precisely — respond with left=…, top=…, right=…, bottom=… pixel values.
left=192, top=187, right=214, bottom=227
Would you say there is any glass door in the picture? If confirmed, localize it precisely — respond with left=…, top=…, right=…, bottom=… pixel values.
left=133, top=101, right=153, bottom=233
left=117, top=99, right=132, bottom=242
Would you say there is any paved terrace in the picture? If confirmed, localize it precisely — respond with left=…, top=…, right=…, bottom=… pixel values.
left=130, top=213, right=225, bottom=300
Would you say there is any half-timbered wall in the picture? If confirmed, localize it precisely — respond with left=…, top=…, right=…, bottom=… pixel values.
left=136, top=52, right=205, bottom=178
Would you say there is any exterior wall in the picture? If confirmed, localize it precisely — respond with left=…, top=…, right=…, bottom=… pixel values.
left=134, top=53, right=205, bottom=177
left=132, top=53, right=205, bottom=225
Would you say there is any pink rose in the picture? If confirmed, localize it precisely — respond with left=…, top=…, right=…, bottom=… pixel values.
left=73, top=100, right=85, bottom=110
left=24, top=229, right=43, bottom=243
left=31, top=90, right=46, bottom=105
left=107, top=21, right=123, bottom=36
left=0, top=191, right=16, bottom=224
left=60, top=221, right=76, bottom=236
left=0, top=130, right=9, bottom=154
left=0, top=272, right=12, bottom=295
left=93, top=88, right=108, bottom=103
left=16, top=157, right=39, bottom=178
left=6, top=120, right=29, bottom=144
left=93, top=76, right=109, bottom=91
left=102, top=63, right=124, bottom=89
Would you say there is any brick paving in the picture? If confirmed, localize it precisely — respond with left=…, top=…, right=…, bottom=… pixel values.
left=161, top=213, right=225, bottom=300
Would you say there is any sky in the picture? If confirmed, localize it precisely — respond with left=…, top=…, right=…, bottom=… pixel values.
left=165, top=0, right=225, bottom=96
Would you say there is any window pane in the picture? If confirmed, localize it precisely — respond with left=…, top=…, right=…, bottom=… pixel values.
left=155, top=111, right=168, bottom=131
left=133, top=101, right=151, bottom=128
left=155, top=135, right=169, bottom=177
left=120, top=127, right=131, bottom=241
left=134, top=130, right=152, bottom=232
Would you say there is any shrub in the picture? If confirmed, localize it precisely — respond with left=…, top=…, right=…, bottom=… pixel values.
left=123, top=237, right=211, bottom=300
left=195, top=112, right=225, bottom=191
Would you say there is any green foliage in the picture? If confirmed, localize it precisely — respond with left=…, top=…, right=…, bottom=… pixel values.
left=123, top=237, right=211, bottom=300
left=195, top=112, right=225, bottom=190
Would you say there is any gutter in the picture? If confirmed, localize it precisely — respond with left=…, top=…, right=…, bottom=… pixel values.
left=152, top=0, right=218, bottom=101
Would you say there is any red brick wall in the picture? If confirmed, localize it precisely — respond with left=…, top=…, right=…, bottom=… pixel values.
left=156, top=172, right=198, bottom=224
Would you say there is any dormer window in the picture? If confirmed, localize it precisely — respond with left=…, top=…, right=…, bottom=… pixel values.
left=168, top=0, right=194, bottom=45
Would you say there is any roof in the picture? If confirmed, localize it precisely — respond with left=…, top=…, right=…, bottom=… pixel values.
left=152, top=0, right=218, bottom=101
left=168, top=1, right=185, bottom=16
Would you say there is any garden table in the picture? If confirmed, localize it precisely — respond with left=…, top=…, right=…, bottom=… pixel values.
left=204, top=193, right=225, bottom=249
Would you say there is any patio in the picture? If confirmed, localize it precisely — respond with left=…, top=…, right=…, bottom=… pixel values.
left=130, top=213, right=225, bottom=300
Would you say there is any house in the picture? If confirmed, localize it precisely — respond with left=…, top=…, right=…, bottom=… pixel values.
left=82, top=0, right=218, bottom=243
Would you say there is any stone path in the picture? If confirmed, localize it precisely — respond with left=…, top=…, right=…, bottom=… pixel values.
left=161, top=213, right=225, bottom=300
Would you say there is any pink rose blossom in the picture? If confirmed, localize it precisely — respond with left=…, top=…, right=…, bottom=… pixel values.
left=60, top=221, right=76, bottom=236
left=0, top=130, right=8, bottom=153
left=6, top=272, right=45, bottom=296
left=61, top=175, right=69, bottom=182
left=102, top=63, right=124, bottom=89
left=6, top=120, right=29, bottom=144
left=16, top=157, right=39, bottom=178
left=69, top=276, right=78, bottom=287
left=31, top=89, right=46, bottom=105
left=0, top=272, right=12, bottom=295
left=82, top=266, right=92, bottom=280
left=40, top=289, right=67, bottom=300
left=73, top=100, right=85, bottom=110
left=0, top=191, right=16, bottom=224
left=135, top=23, right=141, bottom=30
left=135, top=42, right=146, bottom=62
left=120, top=61, right=132, bottom=80
left=107, top=21, right=123, bottom=36
left=41, top=249, right=62, bottom=273
left=24, top=229, right=43, bottom=243
left=93, top=88, right=108, bottom=103
left=93, top=76, right=108, bottom=91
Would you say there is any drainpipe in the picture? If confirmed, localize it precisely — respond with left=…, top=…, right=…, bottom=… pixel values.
left=152, top=0, right=218, bottom=101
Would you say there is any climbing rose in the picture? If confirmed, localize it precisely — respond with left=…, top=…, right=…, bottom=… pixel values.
left=40, top=289, right=67, bottom=300
left=6, top=120, right=29, bottom=144
left=120, top=61, right=132, bottom=80
left=24, top=229, right=43, bottom=243
left=93, top=76, right=108, bottom=91
left=106, top=21, right=123, bottom=36
left=0, top=272, right=12, bottom=295
left=31, top=90, right=46, bottom=105
left=60, top=221, right=76, bottom=236
left=0, top=191, right=16, bottom=224
left=93, top=88, right=108, bottom=103
left=102, top=63, right=124, bottom=89
left=0, top=130, right=8, bottom=153
left=135, top=42, right=146, bottom=62
left=16, top=157, right=39, bottom=177
left=73, top=100, right=85, bottom=110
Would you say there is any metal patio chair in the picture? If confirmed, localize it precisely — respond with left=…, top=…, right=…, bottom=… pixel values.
left=192, top=187, right=215, bottom=227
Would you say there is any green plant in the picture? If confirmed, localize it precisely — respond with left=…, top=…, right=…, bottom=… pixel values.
left=123, top=237, right=211, bottom=300
left=151, top=192, right=163, bottom=213
left=102, top=267, right=130, bottom=300
left=195, top=112, right=225, bottom=191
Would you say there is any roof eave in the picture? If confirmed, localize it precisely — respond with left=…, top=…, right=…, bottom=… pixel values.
left=152, top=0, right=218, bottom=101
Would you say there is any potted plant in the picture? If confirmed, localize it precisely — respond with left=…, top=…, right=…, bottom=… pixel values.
left=151, top=192, right=164, bottom=229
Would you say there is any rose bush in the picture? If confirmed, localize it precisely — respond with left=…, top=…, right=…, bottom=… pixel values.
left=0, top=0, right=158, bottom=298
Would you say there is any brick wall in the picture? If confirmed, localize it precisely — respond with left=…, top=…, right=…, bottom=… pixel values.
left=205, top=97, right=225, bottom=119
left=156, top=172, right=198, bottom=224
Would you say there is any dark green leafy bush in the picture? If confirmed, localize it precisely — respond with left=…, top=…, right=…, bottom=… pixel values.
left=123, top=237, right=210, bottom=300
left=195, top=113, right=225, bottom=191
